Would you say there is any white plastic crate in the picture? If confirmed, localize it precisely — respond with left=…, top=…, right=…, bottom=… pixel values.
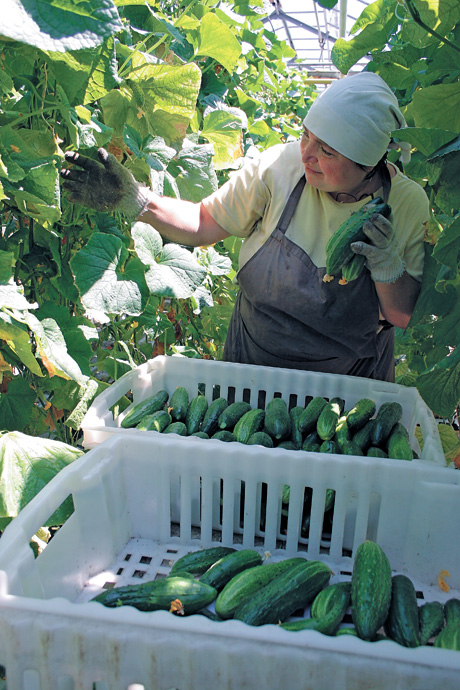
left=0, top=433, right=459, bottom=690
left=81, top=355, right=445, bottom=467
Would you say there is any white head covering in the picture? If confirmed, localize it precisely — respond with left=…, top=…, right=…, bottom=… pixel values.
left=303, top=72, right=411, bottom=166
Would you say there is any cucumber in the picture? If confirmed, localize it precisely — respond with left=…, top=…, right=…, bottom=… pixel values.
left=290, top=406, right=304, bottom=449
left=247, top=431, right=274, bottom=448
left=352, top=419, right=376, bottom=452
left=170, top=546, right=236, bottom=575
left=234, top=559, right=332, bottom=626
left=199, top=549, right=263, bottom=591
left=317, top=397, right=345, bottom=441
left=324, top=197, right=392, bottom=279
left=351, top=540, right=392, bottom=641
left=91, top=576, right=217, bottom=614
left=319, top=439, right=338, bottom=454
left=340, top=440, right=364, bottom=456
left=136, top=409, right=171, bottom=432
left=163, top=421, right=187, bottom=436
left=200, top=397, right=228, bottom=436
left=435, top=599, right=460, bottom=650
left=367, top=446, right=388, bottom=458
left=346, top=398, right=376, bottom=432
left=282, top=581, right=351, bottom=635
left=233, top=408, right=265, bottom=444
left=211, top=430, right=236, bottom=442
left=121, top=390, right=169, bottom=428
left=302, top=431, right=321, bottom=452
left=190, top=431, right=209, bottom=439
left=277, top=440, right=298, bottom=450
left=215, top=558, right=305, bottom=619
left=419, top=601, right=445, bottom=645
left=339, top=253, right=367, bottom=285
left=264, top=397, right=291, bottom=441
left=299, top=397, right=327, bottom=435
left=218, top=401, right=252, bottom=430
left=386, top=422, right=413, bottom=461
left=185, top=395, right=208, bottom=435
left=371, top=401, right=403, bottom=447
left=168, top=386, right=189, bottom=422
left=334, top=415, right=351, bottom=450
left=384, top=574, right=421, bottom=647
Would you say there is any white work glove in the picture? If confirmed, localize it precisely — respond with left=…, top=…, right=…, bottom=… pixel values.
left=61, top=148, right=150, bottom=219
left=351, top=212, right=405, bottom=283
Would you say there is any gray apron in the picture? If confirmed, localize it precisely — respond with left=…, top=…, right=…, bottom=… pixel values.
left=223, top=176, right=395, bottom=382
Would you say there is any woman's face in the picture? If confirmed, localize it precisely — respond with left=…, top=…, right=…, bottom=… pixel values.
left=300, top=128, right=373, bottom=197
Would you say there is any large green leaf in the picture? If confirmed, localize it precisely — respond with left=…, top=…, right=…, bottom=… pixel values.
left=1, top=0, right=122, bottom=52
left=411, top=81, right=460, bottom=131
left=417, top=346, right=460, bottom=417
left=201, top=110, right=244, bottom=170
left=402, top=0, right=460, bottom=49
left=0, top=311, right=43, bottom=376
left=70, top=233, right=149, bottom=318
left=168, top=139, right=218, bottom=202
left=0, top=431, right=82, bottom=524
left=0, top=378, right=36, bottom=432
left=392, top=127, right=458, bottom=157
left=409, top=244, right=457, bottom=325
left=131, top=222, right=206, bottom=298
left=25, top=313, right=87, bottom=385
left=45, top=37, right=121, bottom=106
left=0, top=250, right=37, bottom=310
left=194, top=12, right=242, bottom=74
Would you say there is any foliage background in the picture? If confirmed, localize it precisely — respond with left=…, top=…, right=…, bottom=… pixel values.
left=0, top=0, right=460, bottom=460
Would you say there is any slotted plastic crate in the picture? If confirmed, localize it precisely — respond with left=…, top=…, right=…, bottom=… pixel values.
left=81, top=355, right=444, bottom=468
left=0, top=433, right=459, bottom=690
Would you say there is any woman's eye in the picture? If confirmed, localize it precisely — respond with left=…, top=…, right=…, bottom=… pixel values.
left=321, top=147, right=333, bottom=157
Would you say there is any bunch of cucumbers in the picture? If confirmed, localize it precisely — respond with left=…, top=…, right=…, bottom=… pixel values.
left=120, top=385, right=415, bottom=461
left=91, top=541, right=459, bottom=651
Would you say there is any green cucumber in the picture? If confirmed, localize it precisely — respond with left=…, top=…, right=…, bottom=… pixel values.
left=282, top=581, right=351, bottom=635
left=211, top=430, right=236, bottom=442
left=340, top=440, right=364, bottom=456
left=215, top=558, right=305, bottom=619
left=218, top=401, right=252, bottom=430
left=346, top=398, right=376, bottom=432
left=168, top=386, right=189, bottom=423
left=121, top=390, right=169, bottom=428
left=136, top=409, right=171, bottom=432
left=185, top=395, right=208, bottom=435
left=334, top=415, right=351, bottom=450
left=247, top=431, right=274, bottom=448
left=319, top=439, right=338, bottom=454
left=91, top=576, right=217, bottom=614
left=324, top=197, right=392, bottom=279
left=264, top=397, right=291, bottom=441
left=352, top=419, right=376, bottom=452
left=290, top=406, right=304, bottom=449
left=234, top=559, right=331, bottom=626
left=190, top=431, right=209, bottom=439
left=384, top=574, right=421, bottom=647
left=419, top=601, right=445, bottom=645
left=339, top=253, right=367, bottom=285
left=351, top=540, right=392, bottom=641
left=299, top=397, right=327, bottom=435
left=435, top=599, right=460, bottom=650
left=234, top=408, right=265, bottom=444
left=277, top=440, right=298, bottom=450
left=386, top=422, right=413, bottom=461
left=371, top=401, right=403, bottom=447
left=367, top=446, right=388, bottom=458
left=302, top=431, right=321, bottom=452
left=317, top=397, right=345, bottom=441
left=163, top=421, right=187, bottom=436
left=200, top=397, right=228, bottom=436
left=199, top=549, right=263, bottom=591
left=170, top=546, right=236, bottom=575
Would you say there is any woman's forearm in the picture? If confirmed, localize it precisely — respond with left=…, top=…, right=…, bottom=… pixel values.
left=374, top=272, right=421, bottom=329
left=137, top=193, right=230, bottom=246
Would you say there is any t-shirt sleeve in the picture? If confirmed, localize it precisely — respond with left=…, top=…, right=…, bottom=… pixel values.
left=201, top=154, right=271, bottom=238
left=390, top=176, right=429, bottom=282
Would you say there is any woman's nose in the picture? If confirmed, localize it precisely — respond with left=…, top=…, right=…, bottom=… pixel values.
left=302, top=142, right=317, bottom=162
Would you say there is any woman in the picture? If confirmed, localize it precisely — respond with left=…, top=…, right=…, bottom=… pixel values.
left=61, top=72, right=428, bottom=382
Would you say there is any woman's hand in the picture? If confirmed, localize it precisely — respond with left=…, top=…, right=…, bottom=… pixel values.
left=351, top=212, right=404, bottom=284
left=60, top=148, right=150, bottom=218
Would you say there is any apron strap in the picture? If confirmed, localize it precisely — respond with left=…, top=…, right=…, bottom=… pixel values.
left=277, top=176, right=306, bottom=235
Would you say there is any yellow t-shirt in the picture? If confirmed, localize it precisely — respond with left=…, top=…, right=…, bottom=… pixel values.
left=202, top=141, right=428, bottom=281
